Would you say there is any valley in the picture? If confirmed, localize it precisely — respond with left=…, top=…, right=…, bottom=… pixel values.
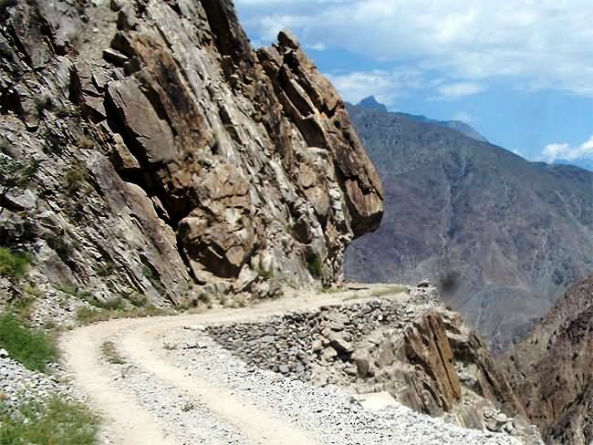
left=345, top=100, right=593, bottom=351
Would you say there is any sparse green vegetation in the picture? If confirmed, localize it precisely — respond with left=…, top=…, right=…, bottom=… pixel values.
left=125, top=291, right=147, bottom=307
left=11, top=294, right=37, bottom=321
left=257, top=268, right=274, bottom=280
left=306, top=253, right=323, bottom=278
left=76, top=135, right=95, bottom=150
left=101, top=341, right=125, bottom=365
left=0, top=248, right=32, bottom=279
left=142, top=264, right=165, bottom=293
left=56, top=283, right=92, bottom=301
left=96, top=262, right=115, bottom=277
left=0, top=396, right=98, bottom=445
left=0, top=313, right=57, bottom=371
left=57, top=284, right=130, bottom=311
left=33, top=95, right=53, bottom=115
left=46, top=236, right=75, bottom=264
left=76, top=305, right=172, bottom=325
left=63, top=162, right=89, bottom=193
left=181, top=402, right=195, bottom=412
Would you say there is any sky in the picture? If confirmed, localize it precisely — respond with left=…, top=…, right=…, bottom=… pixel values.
left=234, top=0, right=593, bottom=167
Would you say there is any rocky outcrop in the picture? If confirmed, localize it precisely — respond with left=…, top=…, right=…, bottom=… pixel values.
left=207, top=286, right=540, bottom=442
left=503, top=275, right=593, bottom=444
left=0, top=0, right=382, bottom=308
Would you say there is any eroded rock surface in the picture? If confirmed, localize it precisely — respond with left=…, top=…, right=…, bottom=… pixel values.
left=0, top=0, right=382, bottom=307
left=504, top=275, right=593, bottom=445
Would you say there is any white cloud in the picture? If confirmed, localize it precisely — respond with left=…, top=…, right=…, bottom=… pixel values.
left=437, top=82, right=485, bottom=98
left=451, top=111, right=474, bottom=123
left=542, top=136, right=593, bottom=163
left=236, top=0, right=593, bottom=97
left=305, top=42, right=326, bottom=51
left=325, top=69, right=426, bottom=105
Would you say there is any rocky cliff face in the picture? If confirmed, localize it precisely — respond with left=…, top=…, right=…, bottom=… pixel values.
left=503, top=275, right=593, bottom=445
left=344, top=102, right=593, bottom=351
left=0, top=0, right=382, bottom=309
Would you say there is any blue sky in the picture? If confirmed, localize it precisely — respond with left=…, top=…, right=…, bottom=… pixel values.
left=234, top=0, right=593, bottom=166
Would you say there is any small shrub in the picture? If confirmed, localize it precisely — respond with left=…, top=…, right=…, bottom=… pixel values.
left=33, top=95, right=53, bottom=115
left=257, top=268, right=274, bottom=280
left=96, top=262, right=115, bottom=277
left=125, top=291, right=147, bottom=307
left=0, top=248, right=32, bottom=279
left=63, top=162, right=89, bottom=193
left=0, top=396, right=98, bottom=445
left=94, top=296, right=125, bottom=311
left=76, top=135, right=95, bottom=150
left=46, top=236, right=75, bottom=264
left=0, top=137, right=10, bottom=152
left=306, top=253, right=323, bottom=278
left=142, top=264, right=165, bottom=293
left=55, top=284, right=92, bottom=302
left=75, top=307, right=100, bottom=324
left=181, top=402, right=195, bottom=412
left=11, top=295, right=37, bottom=320
left=0, top=313, right=57, bottom=371
left=24, top=285, right=44, bottom=298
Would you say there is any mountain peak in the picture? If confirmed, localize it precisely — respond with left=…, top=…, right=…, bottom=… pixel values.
left=357, top=96, right=388, bottom=112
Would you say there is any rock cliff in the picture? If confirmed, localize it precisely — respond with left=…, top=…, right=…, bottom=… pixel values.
left=0, top=0, right=382, bottom=308
left=503, top=275, right=593, bottom=444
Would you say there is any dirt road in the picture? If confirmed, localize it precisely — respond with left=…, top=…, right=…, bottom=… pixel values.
left=60, top=285, right=399, bottom=445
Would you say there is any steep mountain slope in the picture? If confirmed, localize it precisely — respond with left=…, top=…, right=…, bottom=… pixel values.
left=345, top=104, right=593, bottom=351
left=0, top=0, right=382, bottom=312
left=503, top=275, right=593, bottom=444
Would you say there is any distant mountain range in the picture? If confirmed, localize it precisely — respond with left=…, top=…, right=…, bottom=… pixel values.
left=355, top=96, right=488, bottom=142
left=555, top=157, right=593, bottom=171
left=345, top=99, right=593, bottom=351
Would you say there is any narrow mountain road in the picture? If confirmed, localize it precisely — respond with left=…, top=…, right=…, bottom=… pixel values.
left=60, top=285, right=518, bottom=445
left=60, top=286, right=395, bottom=445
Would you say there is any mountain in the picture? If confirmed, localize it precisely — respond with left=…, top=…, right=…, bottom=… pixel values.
left=355, top=97, right=487, bottom=142
left=0, top=0, right=383, bottom=311
left=357, top=96, right=388, bottom=112
left=344, top=104, right=593, bottom=351
left=555, top=158, right=593, bottom=172
left=504, top=274, right=593, bottom=444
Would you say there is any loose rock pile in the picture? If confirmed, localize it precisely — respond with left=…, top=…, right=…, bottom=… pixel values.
left=0, top=352, right=72, bottom=409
